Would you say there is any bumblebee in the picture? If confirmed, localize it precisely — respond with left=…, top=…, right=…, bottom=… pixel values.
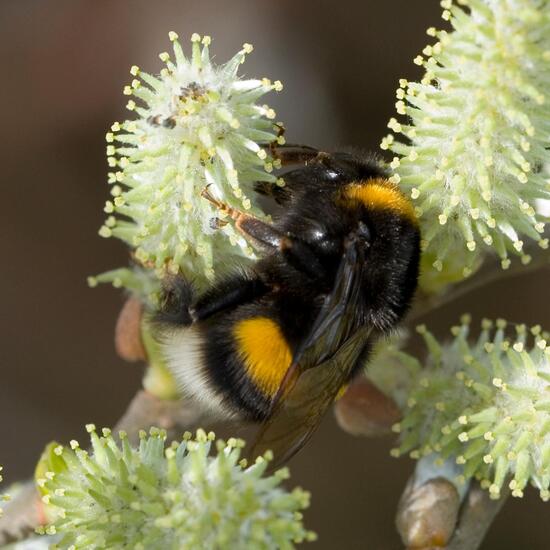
left=157, top=147, right=420, bottom=465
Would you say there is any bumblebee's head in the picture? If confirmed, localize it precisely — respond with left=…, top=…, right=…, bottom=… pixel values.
left=339, top=178, right=421, bottom=330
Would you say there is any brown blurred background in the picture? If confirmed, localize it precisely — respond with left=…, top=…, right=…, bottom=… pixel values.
left=1, top=1, right=548, bottom=548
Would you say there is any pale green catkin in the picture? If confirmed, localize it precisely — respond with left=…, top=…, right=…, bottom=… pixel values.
left=36, top=427, right=315, bottom=550
left=383, top=0, right=550, bottom=290
left=375, top=318, right=550, bottom=501
left=90, top=33, right=285, bottom=299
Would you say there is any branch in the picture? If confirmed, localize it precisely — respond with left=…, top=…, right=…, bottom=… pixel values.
left=447, top=484, right=509, bottom=550
left=409, top=249, right=550, bottom=323
left=0, top=481, right=42, bottom=546
left=114, top=390, right=203, bottom=445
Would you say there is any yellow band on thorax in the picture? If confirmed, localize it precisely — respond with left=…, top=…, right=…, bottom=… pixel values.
left=341, top=178, right=417, bottom=224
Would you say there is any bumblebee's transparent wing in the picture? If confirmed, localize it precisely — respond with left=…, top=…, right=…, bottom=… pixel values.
left=250, top=326, right=371, bottom=467
left=250, top=238, right=372, bottom=467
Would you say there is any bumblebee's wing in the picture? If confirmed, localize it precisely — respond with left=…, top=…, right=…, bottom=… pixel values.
left=250, top=326, right=371, bottom=467
left=250, top=238, right=372, bottom=467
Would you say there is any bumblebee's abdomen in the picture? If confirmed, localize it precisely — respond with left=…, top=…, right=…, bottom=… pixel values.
left=197, top=309, right=296, bottom=420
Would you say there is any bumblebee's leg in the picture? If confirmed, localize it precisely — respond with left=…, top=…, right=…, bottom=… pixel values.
left=269, top=144, right=321, bottom=166
left=158, top=273, right=269, bottom=325
left=157, top=276, right=195, bottom=326
left=253, top=179, right=291, bottom=205
left=202, top=188, right=326, bottom=280
left=264, top=122, right=318, bottom=167
left=191, top=275, right=268, bottom=322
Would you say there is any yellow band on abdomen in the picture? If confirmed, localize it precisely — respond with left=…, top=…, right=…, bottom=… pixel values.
left=233, top=316, right=293, bottom=397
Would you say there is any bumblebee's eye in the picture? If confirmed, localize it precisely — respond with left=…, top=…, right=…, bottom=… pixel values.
left=357, top=221, right=371, bottom=243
